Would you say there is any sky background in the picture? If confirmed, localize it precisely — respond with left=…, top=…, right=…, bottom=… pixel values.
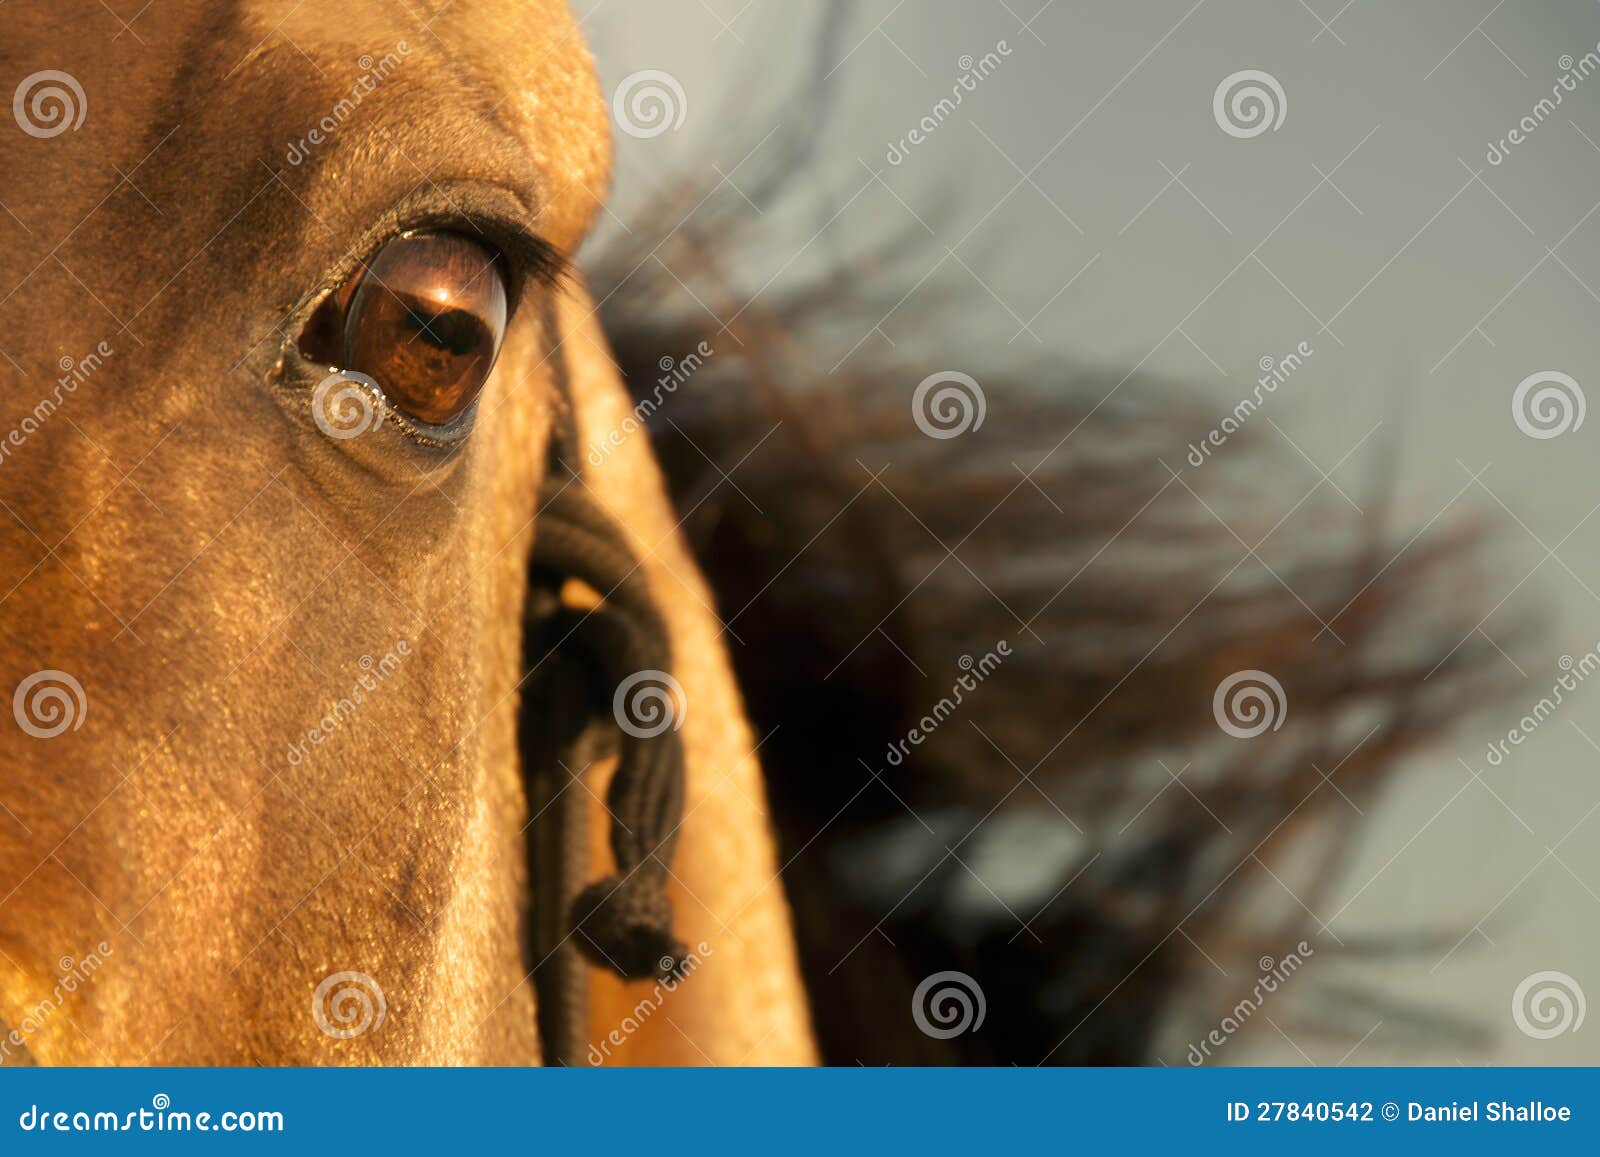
left=580, top=1, right=1600, bottom=1063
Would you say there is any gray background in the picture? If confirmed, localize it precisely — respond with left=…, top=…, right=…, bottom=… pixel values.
left=582, top=1, right=1600, bottom=1063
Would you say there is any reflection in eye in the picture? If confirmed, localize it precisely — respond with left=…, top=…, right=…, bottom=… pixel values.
left=302, top=231, right=508, bottom=429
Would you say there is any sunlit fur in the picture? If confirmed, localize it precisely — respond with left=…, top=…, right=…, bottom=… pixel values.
left=0, top=0, right=812, bottom=1064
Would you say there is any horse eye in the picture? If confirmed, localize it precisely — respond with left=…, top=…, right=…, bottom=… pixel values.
left=335, top=231, right=507, bottom=428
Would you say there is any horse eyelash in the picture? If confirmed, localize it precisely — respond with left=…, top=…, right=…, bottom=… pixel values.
left=521, top=237, right=573, bottom=293
left=469, top=223, right=570, bottom=301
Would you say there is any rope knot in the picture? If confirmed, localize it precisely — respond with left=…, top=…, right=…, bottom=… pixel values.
left=530, top=481, right=690, bottom=987
left=572, top=871, right=688, bottom=982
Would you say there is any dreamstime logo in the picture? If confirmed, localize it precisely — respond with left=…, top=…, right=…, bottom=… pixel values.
left=613, top=669, right=686, bottom=739
left=12, top=669, right=87, bottom=739
left=1485, top=646, right=1600, bottom=766
left=884, top=643, right=1010, bottom=768
left=1186, top=941, right=1314, bottom=1064
left=1212, top=669, right=1286, bottom=738
left=611, top=70, right=687, bottom=139
left=285, top=640, right=410, bottom=766
left=1212, top=69, right=1286, bottom=139
left=16, top=1093, right=282, bottom=1133
left=588, top=339, right=714, bottom=465
left=284, top=42, right=411, bottom=164
left=1512, top=371, right=1585, bottom=439
left=288, top=643, right=412, bottom=768
left=311, top=370, right=386, bottom=439
left=586, top=940, right=714, bottom=1065
left=1488, top=47, right=1600, bottom=165
left=1512, top=970, right=1585, bottom=1039
left=0, top=339, right=114, bottom=468
left=1187, top=340, right=1313, bottom=467
left=13, top=70, right=87, bottom=138
left=885, top=40, right=1013, bottom=165
left=311, top=971, right=386, bottom=1039
left=912, top=371, right=985, bottom=439
left=912, top=970, right=986, bottom=1039
left=0, top=940, right=113, bottom=1063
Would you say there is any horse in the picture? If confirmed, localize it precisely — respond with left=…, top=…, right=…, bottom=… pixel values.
left=0, top=0, right=819, bottom=1065
left=0, top=1, right=1507, bottom=1066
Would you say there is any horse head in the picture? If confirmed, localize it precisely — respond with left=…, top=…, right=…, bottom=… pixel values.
left=0, top=0, right=812, bottom=1064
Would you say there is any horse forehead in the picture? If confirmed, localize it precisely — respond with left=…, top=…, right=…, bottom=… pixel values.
left=235, top=0, right=588, bottom=79
left=24, top=0, right=610, bottom=240
left=263, top=0, right=606, bottom=153
left=237, top=0, right=597, bottom=102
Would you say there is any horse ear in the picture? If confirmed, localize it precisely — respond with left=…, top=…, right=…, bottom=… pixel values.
left=530, top=285, right=816, bottom=1065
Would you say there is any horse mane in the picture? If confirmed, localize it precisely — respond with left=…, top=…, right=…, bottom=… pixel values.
left=582, top=23, right=1516, bottom=1064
